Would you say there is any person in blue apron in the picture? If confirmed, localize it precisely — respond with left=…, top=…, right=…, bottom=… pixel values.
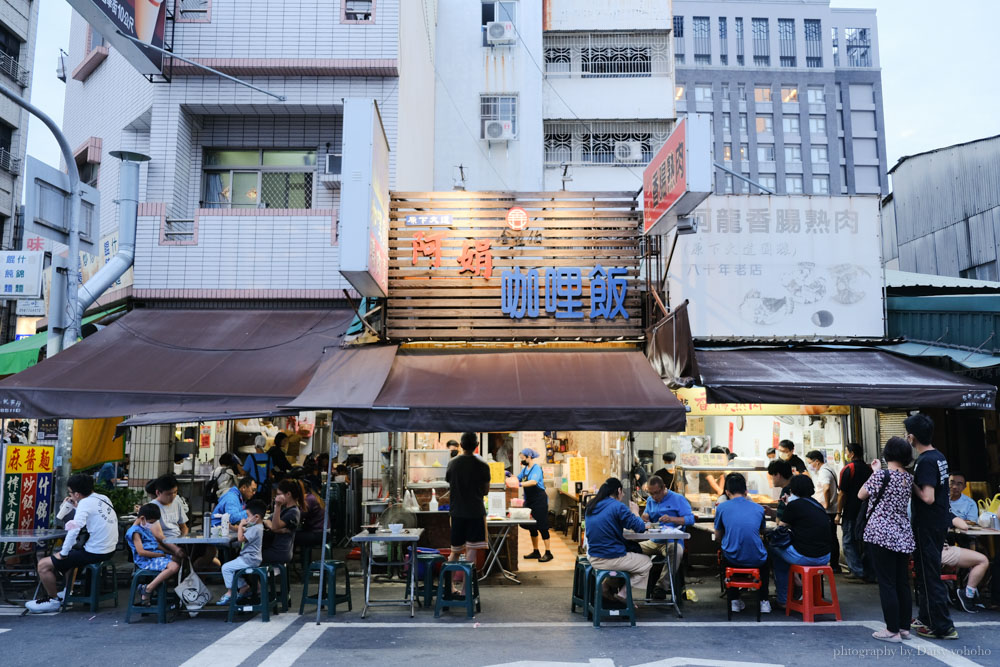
left=518, top=448, right=553, bottom=562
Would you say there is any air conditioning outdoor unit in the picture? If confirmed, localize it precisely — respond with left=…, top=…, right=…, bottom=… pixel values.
left=325, top=153, right=342, bottom=175
left=483, top=120, right=515, bottom=141
left=614, top=141, right=644, bottom=162
left=486, top=21, right=516, bottom=45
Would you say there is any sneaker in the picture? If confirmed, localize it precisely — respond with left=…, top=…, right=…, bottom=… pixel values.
left=759, top=600, right=772, bottom=614
left=911, top=618, right=930, bottom=633
left=215, top=594, right=231, bottom=606
left=25, top=597, right=61, bottom=614
left=956, top=589, right=978, bottom=614
left=523, top=550, right=541, bottom=560
left=538, top=551, right=554, bottom=563
left=730, top=599, right=745, bottom=613
left=915, top=626, right=958, bottom=640
left=651, top=587, right=668, bottom=601
left=56, top=589, right=66, bottom=602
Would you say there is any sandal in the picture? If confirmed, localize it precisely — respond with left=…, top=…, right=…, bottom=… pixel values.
left=872, top=630, right=902, bottom=643
left=899, top=631, right=912, bottom=640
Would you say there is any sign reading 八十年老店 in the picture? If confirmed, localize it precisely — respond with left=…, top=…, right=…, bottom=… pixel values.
left=387, top=192, right=643, bottom=341
left=667, top=195, right=884, bottom=339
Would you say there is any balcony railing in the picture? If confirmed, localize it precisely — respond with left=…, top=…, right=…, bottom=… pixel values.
left=0, top=147, right=21, bottom=175
left=544, top=32, right=670, bottom=78
left=0, top=52, right=29, bottom=87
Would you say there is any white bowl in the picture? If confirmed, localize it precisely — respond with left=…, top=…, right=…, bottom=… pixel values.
left=388, top=523, right=404, bottom=534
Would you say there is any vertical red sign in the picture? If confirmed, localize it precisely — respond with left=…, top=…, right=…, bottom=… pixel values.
left=643, top=118, right=688, bottom=234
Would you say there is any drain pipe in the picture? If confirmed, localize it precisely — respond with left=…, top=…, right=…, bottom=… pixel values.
left=76, top=150, right=150, bottom=317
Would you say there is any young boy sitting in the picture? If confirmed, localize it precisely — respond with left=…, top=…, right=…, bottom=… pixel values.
left=217, top=499, right=266, bottom=605
left=126, top=504, right=184, bottom=605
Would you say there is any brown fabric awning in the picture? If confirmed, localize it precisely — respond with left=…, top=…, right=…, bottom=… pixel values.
left=287, top=347, right=688, bottom=432
left=697, top=347, right=997, bottom=410
left=0, top=308, right=354, bottom=419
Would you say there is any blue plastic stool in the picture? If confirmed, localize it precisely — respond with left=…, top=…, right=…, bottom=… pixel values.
left=586, top=569, right=636, bottom=627
left=434, top=561, right=481, bottom=618
left=299, top=560, right=352, bottom=617
left=226, top=567, right=278, bottom=622
left=571, top=556, right=592, bottom=615
left=63, top=560, right=118, bottom=612
left=125, top=568, right=170, bottom=624
left=416, top=553, right=445, bottom=608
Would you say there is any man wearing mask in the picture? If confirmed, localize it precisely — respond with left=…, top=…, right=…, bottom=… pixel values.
left=518, top=448, right=553, bottom=562
left=654, top=452, right=677, bottom=491
left=805, top=450, right=840, bottom=572
left=777, top=440, right=807, bottom=475
left=446, top=439, right=460, bottom=459
left=838, top=443, right=873, bottom=581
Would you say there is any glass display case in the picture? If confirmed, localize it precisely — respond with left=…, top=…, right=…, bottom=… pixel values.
left=673, top=465, right=775, bottom=514
left=406, top=449, right=451, bottom=488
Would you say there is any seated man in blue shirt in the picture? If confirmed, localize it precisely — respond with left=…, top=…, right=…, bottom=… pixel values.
left=639, top=474, right=694, bottom=600
left=948, top=472, right=979, bottom=523
left=210, top=477, right=257, bottom=526
left=714, top=472, right=771, bottom=615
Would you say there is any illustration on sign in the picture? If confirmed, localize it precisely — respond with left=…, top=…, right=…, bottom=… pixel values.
left=500, top=265, right=629, bottom=320
left=506, top=207, right=529, bottom=231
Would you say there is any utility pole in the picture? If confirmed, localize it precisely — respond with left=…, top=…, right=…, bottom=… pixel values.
left=0, top=84, right=83, bottom=501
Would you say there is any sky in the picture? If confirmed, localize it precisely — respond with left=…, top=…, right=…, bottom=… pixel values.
left=23, top=0, right=1000, bottom=174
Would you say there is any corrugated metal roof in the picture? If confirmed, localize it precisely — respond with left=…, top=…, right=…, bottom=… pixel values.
left=881, top=342, right=1000, bottom=370
left=884, top=269, right=1000, bottom=291
left=889, top=134, right=1000, bottom=174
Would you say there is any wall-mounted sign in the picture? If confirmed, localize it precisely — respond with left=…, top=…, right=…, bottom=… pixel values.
left=340, top=99, right=391, bottom=297
left=388, top=192, right=642, bottom=340
left=24, top=157, right=99, bottom=255
left=0, top=252, right=44, bottom=299
left=674, top=387, right=851, bottom=416
left=668, top=195, right=883, bottom=339
left=67, top=0, right=167, bottom=75
left=2, top=444, right=55, bottom=556
left=643, top=114, right=712, bottom=236
left=405, top=214, right=452, bottom=227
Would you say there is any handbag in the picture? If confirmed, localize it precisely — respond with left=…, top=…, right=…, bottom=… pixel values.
left=854, top=470, right=890, bottom=542
left=765, top=525, right=793, bottom=549
left=175, top=559, right=211, bottom=613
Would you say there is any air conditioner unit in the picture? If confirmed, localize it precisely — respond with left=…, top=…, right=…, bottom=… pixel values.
left=483, top=120, right=515, bottom=141
left=486, top=21, right=516, bottom=45
left=614, top=141, right=644, bottom=162
left=325, top=153, right=342, bottom=175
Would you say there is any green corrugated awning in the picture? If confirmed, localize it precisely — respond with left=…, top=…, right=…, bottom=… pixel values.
left=0, top=306, right=126, bottom=376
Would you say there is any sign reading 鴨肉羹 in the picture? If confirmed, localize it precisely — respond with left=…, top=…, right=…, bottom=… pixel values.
left=1, top=444, right=55, bottom=555
left=387, top=191, right=643, bottom=341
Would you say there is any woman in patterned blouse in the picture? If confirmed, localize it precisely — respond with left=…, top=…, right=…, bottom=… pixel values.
left=859, top=436, right=915, bottom=643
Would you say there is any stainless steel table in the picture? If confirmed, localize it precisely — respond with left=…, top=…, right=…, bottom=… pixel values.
left=0, top=528, right=68, bottom=608
left=481, top=518, right=536, bottom=584
left=352, top=528, right=423, bottom=618
left=164, top=534, right=238, bottom=546
left=623, top=527, right=691, bottom=618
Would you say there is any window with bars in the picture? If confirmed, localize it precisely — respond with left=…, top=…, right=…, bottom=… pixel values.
left=735, top=18, right=745, bottom=65
left=544, top=33, right=668, bottom=78
left=673, top=16, right=685, bottom=64
left=480, top=95, right=518, bottom=138
left=543, top=121, right=670, bottom=166
left=804, top=19, right=822, bottom=67
left=831, top=27, right=839, bottom=66
left=719, top=18, right=728, bottom=64
left=751, top=18, right=769, bottom=66
left=778, top=18, right=796, bottom=67
left=202, top=149, right=316, bottom=209
left=845, top=28, right=872, bottom=67
left=693, top=16, right=711, bottom=65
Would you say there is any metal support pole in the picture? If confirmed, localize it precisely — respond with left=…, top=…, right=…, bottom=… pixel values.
left=0, top=84, right=83, bottom=503
left=114, top=31, right=287, bottom=102
left=315, top=429, right=338, bottom=625
left=713, top=161, right=776, bottom=195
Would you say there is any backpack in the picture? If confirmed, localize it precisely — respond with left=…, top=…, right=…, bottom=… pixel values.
left=203, top=469, right=226, bottom=507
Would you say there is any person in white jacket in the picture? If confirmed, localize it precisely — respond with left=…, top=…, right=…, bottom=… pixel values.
left=26, top=474, right=119, bottom=613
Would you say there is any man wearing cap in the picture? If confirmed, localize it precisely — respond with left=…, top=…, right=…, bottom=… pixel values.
left=518, top=448, right=553, bottom=562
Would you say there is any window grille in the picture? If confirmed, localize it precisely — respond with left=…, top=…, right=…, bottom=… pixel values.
left=543, top=33, right=669, bottom=78
left=804, top=19, right=822, bottom=67
left=845, top=28, right=871, bottom=67
left=735, top=18, right=745, bottom=65
left=831, top=27, right=839, bottom=66
left=778, top=19, right=796, bottom=67
left=693, top=17, right=710, bottom=65
left=719, top=18, right=728, bottom=64
left=751, top=18, right=769, bottom=66
left=480, top=94, right=518, bottom=138
left=673, top=16, right=685, bottom=63
left=202, top=149, right=316, bottom=210
left=543, top=121, right=671, bottom=166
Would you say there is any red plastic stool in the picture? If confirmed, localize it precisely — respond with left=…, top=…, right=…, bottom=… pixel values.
left=785, top=565, right=841, bottom=622
left=724, top=567, right=762, bottom=622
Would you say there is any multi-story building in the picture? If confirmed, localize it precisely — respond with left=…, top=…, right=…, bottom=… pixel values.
left=61, top=0, right=435, bottom=305
left=0, top=0, right=37, bottom=342
left=673, top=0, right=886, bottom=197
left=433, top=0, right=674, bottom=192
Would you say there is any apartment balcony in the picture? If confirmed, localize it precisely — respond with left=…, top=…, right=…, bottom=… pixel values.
left=0, top=52, right=30, bottom=87
left=0, top=147, right=21, bottom=175
left=133, top=203, right=346, bottom=298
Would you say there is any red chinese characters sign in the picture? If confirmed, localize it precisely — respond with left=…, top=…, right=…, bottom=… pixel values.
left=2, top=445, right=55, bottom=555
left=643, top=118, right=687, bottom=234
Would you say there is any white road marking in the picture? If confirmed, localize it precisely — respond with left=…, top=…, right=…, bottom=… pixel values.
left=306, top=619, right=1000, bottom=628
left=485, top=661, right=616, bottom=667
left=177, top=614, right=298, bottom=667
left=257, top=623, right=326, bottom=667
left=0, top=628, right=10, bottom=634
left=633, top=659, right=780, bottom=667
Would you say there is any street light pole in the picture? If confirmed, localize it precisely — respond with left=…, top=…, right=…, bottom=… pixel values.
left=0, top=83, right=83, bottom=501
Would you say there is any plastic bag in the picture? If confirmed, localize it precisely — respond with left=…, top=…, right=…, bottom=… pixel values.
left=175, top=559, right=211, bottom=613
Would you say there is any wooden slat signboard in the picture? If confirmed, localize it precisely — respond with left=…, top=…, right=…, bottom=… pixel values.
left=387, top=191, right=644, bottom=340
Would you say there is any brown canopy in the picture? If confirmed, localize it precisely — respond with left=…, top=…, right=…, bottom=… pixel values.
left=0, top=308, right=354, bottom=419
left=286, top=346, right=688, bottom=432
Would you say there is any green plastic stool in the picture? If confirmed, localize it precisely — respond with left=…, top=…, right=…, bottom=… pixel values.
left=571, top=556, right=592, bottom=616
left=416, top=553, right=445, bottom=608
left=587, top=569, right=636, bottom=627
left=125, top=568, right=170, bottom=624
left=63, top=560, right=118, bottom=612
left=226, top=567, right=279, bottom=622
left=435, top=561, right=481, bottom=618
left=298, top=560, right=352, bottom=617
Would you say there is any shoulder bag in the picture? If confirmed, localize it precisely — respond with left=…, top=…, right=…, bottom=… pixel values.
left=854, top=470, right=890, bottom=542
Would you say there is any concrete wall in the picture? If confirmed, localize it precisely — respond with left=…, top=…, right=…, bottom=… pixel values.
left=543, top=0, right=671, bottom=30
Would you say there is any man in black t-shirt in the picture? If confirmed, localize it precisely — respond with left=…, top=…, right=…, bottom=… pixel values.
left=653, top=452, right=676, bottom=491
left=777, top=440, right=807, bottom=475
left=838, top=443, right=872, bottom=580
left=907, top=414, right=957, bottom=640
left=444, top=432, right=491, bottom=591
